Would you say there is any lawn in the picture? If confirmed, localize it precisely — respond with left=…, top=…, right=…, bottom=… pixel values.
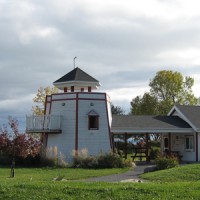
left=140, top=163, right=200, bottom=182
left=0, top=167, right=129, bottom=182
left=1, top=164, right=200, bottom=199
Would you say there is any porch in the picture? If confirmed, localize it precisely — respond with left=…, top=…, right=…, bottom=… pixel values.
left=26, top=115, right=62, bottom=134
left=111, top=115, right=195, bottom=162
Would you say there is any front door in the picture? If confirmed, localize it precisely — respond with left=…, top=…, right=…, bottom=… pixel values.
left=163, top=137, right=169, bottom=152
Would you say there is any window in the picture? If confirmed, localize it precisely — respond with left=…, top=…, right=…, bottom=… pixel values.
left=88, top=110, right=99, bottom=130
left=185, top=135, right=194, bottom=151
left=88, top=116, right=99, bottom=129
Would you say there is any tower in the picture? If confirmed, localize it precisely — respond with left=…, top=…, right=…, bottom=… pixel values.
left=43, top=67, right=113, bottom=161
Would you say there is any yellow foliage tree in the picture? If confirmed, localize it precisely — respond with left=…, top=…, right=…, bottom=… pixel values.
left=32, top=86, right=59, bottom=115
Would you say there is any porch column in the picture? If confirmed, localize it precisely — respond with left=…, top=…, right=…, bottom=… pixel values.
left=196, top=132, right=198, bottom=162
left=168, top=133, right=171, bottom=152
left=111, top=133, right=114, bottom=151
left=124, top=132, right=128, bottom=159
left=145, top=133, right=150, bottom=162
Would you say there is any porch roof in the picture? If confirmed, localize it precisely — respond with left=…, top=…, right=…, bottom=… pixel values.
left=111, top=115, right=193, bottom=134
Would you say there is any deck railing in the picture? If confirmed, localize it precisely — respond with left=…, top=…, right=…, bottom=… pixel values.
left=26, top=115, right=61, bottom=133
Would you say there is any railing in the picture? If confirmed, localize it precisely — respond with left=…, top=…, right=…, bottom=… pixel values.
left=26, top=115, right=61, bottom=133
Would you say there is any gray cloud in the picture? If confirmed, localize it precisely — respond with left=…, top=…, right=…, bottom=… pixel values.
left=1, top=0, right=200, bottom=128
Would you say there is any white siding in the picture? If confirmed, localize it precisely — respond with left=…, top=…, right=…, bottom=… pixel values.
left=46, top=92, right=111, bottom=163
left=77, top=99, right=111, bottom=155
left=107, top=100, right=112, bottom=127
left=52, top=93, right=76, bottom=100
left=78, top=93, right=105, bottom=99
left=161, top=132, right=196, bottom=162
left=47, top=99, right=76, bottom=162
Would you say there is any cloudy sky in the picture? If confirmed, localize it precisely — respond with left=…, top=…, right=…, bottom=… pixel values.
left=1, top=0, right=200, bottom=130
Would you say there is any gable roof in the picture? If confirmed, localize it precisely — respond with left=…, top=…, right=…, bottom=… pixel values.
left=53, top=67, right=99, bottom=84
left=169, top=105, right=200, bottom=131
left=111, top=115, right=192, bottom=134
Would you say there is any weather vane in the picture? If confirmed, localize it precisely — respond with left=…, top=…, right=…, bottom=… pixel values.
left=73, top=57, right=77, bottom=69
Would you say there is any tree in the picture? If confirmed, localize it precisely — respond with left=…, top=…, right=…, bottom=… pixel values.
left=32, top=86, right=58, bottom=115
left=0, top=117, right=41, bottom=158
left=131, top=93, right=159, bottom=115
left=131, top=70, right=197, bottom=115
left=111, top=103, right=125, bottom=115
left=0, top=117, right=41, bottom=176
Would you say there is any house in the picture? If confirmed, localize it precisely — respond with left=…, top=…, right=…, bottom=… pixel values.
left=26, top=67, right=200, bottom=162
left=111, top=110, right=199, bottom=162
left=165, top=105, right=200, bottom=161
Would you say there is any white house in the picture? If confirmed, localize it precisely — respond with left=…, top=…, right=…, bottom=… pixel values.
left=163, top=105, right=200, bottom=162
left=26, top=67, right=200, bottom=162
left=111, top=107, right=200, bottom=162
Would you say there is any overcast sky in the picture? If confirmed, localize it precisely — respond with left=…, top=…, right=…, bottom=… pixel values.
left=1, top=0, right=200, bottom=130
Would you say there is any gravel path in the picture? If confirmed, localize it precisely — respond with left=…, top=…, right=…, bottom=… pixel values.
left=84, top=164, right=156, bottom=183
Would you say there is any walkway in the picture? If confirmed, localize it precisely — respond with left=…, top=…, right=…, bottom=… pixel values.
left=84, top=164, right=156, bottom=182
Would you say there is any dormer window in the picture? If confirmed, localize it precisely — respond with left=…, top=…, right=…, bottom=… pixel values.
left=88, top=110, right=99, bottom=130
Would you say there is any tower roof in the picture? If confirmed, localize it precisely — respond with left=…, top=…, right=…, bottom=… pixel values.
left=54, top=67, right=99, bottom=83
left=53, top=67, right=100, bottom=91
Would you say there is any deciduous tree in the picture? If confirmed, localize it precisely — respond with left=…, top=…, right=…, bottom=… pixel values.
left=32, top=86, right=58, bottom=115
left=111, top=103, right=125, bottom=115
left=131, top=70, right=197, bottom=115
left=0, top=117, right=41, bottom=160
left=131, top=93, right=159, bottom=115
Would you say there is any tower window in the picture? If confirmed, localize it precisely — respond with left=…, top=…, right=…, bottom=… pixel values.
left=88, top=116, right=99, bottom=129
left=88, top=110, right=99, bottom=130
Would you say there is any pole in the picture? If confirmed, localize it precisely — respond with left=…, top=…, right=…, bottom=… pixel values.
left=73, top=57, right=77, bottom=69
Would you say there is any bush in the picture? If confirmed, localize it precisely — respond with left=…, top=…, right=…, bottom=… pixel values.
left=155, top=155, right=179, bottom=170
left=45, top=146, right=68, bottom=167
left=149, top=148, right=160, bottom=160
left=72, top=149, right=133, bottom=169
left=98, top=152, right=124, bottom=168
left=72, top=148, right=96, bottom=168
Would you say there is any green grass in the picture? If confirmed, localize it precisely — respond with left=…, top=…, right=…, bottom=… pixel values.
left=0, top=167, right=129, bottom=182
left=1, top=165, right=200, bottom=199
left=140, top=163, right=200, bottom=182
left=1, top=180, right=200, bottom=199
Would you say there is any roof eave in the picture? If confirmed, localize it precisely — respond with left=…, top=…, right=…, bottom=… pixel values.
left=53, top=80, right=101, bottom=86
left=111, top=128, right=194, bottom=134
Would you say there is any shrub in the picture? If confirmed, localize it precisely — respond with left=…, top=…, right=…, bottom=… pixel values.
left=149, top=148, right=160, bottom=160
left=45, top=146, right=68, bottom=167
left=155, top=155, right=179, bottom=170
left=72, top=148, right=97, bottom=168
left=72, top=149, right=133, bottom=169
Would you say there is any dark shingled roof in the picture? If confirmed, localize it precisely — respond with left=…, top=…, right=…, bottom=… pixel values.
left=111, top=115, right=191, bottom=131
left=175, top=105, right=200, bottom=128
left=54, top=67, right=99, bottom=83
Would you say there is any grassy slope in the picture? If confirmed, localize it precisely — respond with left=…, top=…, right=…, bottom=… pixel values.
left=140, top=164, right=200, bottom=182
left=1, top=165, right=200, bottom=199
